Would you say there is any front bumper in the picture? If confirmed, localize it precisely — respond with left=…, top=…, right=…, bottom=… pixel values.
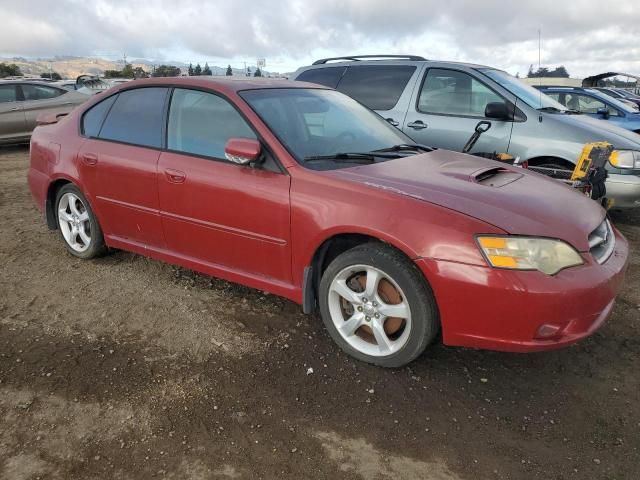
left=416, top=228, right=629, bottom=352
left=606, top=172, right=640, bottom=209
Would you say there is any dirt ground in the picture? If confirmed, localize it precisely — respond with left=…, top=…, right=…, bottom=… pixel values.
left=0, top=145, right=638, bottom=480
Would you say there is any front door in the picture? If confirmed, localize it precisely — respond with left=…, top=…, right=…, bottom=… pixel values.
left=158, top=88, right=291, bottom=283
left=403, top=68, right=512, bottom=155
left=0, top=84, right=26, bottom=141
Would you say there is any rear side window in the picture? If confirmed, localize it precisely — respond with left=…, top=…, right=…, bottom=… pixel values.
left=99, top=88, right=168, bottom=148
left=21, top=84, right=64, bottom=100
left=0, top=85, right=17, bottom=103
left=81, top=94, right=118, bottom=137
left=296, top=67, right=346, bottom=88
left=336, top=65, right=416, bottom=110
left=167, top=88, right=256, bottom=160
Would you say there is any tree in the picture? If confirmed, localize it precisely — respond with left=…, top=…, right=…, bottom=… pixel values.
left=103, top=69, right=123, bottom=78
left=188, top=63, right=194, bottom=76
left=151, top=65, right=181, bottom=77
left=121, top=63, right=135, bottom=78
left=202, top=63, right=212, bottom=76
left=133, top=67, right=149, bottom=79
left=254, top=67, right=262, bottom=77
left=194, top=63, right=202, bottom=76
left=226, top=64, right=233, bottom=76
left=527, top=65, right=570, bottom=79
left=0, top=62, right=22, bottom=78
left=40, top=72, right=62, bottom=80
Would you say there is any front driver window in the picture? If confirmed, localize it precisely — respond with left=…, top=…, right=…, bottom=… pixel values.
left=418, top=69, right=504, bottom=117
left=571, top=94, right=620, bottom=116
left=168, top=88, right=256, bottom=160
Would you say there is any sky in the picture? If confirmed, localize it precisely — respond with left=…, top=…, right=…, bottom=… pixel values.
left=1, top=0, right=639, bottom=77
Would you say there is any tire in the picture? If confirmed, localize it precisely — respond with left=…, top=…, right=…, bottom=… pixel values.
left=55, top=184, right=106, bottom=259
left=318, top=243, right=439, bottom=367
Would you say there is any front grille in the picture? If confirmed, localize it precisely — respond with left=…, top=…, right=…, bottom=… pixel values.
left=588, top=220, right=615, bottom=264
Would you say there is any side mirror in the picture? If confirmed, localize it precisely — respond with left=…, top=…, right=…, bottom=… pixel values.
left=224, top=138, right=261, bottom=165
left=484, top=102, right=513, bottom=121
left=596, top=107, right=610, bottom=119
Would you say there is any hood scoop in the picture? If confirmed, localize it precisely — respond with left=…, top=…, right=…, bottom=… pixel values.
left=472, top=167, right=523, bottom=187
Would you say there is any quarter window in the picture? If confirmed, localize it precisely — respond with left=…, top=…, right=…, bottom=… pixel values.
left=81, top=94, right=118, bottom=137
left=0, top=85, right=17, bottom=103
left=167, top=88, right=256, bottom=160
left=336, top=65, right=416, bottom=111
left=418, top=69, right=504, bottom=117
left=21, top=84, right=64, bottom=100
left=99, top=88, right=169, bottom=148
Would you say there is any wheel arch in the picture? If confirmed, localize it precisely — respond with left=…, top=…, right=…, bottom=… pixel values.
left=526, top=155, right=575, bottom=169
left=302, top=231, right=420, bottom=314
left=45, top=178, right=73, bottom=229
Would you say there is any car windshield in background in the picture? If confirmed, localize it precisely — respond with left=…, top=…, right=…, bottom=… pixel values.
left=239, top=88, right=416, bottom=169
left=479, top=68, right=568, bottom=111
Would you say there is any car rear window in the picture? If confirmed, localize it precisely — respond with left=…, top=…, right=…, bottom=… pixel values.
left=335, top=65, right=416, bottom=111
left=99, top=87, right=168, bottom=148
left=81, top=94, right=118, bottom=137
left=296, top=67, right=347, bottom=89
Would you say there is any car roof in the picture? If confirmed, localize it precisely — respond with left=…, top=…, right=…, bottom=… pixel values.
left=299, top=57, right=492, bottom=71
left=112, top=76, right=326, bottom=95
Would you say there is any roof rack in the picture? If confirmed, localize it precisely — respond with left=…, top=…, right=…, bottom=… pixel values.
left=312, top=55, right=427, bottom=65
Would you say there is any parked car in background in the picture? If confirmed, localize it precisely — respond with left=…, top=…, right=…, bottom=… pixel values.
left=0, top=80, right=89, bottom=144
left=535, top=86, right=640, bottom=133
left=291, top=55, right=640, bottom=208
left=27, top=77, right=628, bottom=367
left=594, top=87, right=640, bottom=109
left=54, top=80, right=80, bottom=91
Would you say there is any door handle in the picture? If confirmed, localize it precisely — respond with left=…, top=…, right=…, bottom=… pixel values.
left=385, top=118, right=399, bottom=127
left=407, top=120, right=428, bottom=130
left=81, top=153, right=98, bottom=166
left=9, top=107, right=20, bottom=112
left=165, top=169, right=186, bottom=184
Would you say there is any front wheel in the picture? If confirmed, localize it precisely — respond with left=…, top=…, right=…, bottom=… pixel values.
left=319, top=244, right=439, bottom=367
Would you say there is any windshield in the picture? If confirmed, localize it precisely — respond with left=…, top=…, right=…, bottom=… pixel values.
left=239, top=88, right=416, bottom=169
left=479, top=68, right=568, bottom=111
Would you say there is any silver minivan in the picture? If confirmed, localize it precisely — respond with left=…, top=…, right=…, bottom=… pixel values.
left=291, top=55, right=640, bottom=208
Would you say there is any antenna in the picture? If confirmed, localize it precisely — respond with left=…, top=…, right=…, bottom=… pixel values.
left=538, top=28, right=542, bottom=110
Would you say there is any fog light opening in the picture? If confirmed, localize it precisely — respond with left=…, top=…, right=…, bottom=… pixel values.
left=535, top=323, right=563, bottom=340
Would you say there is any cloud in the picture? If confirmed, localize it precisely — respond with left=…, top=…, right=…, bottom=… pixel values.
left=1, top=0, right=639, bottom=77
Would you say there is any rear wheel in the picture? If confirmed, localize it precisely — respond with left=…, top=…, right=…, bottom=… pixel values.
left=319, top=243, right=439, bottom=367
left=55, top=184, right=106, bottom=259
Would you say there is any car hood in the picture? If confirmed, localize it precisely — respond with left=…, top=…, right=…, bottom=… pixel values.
left=547, top=111, right=640, bottom=148
left=328, top=150, right=605, bottom=251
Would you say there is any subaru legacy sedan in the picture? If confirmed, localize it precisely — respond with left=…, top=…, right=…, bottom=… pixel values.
left=28, top=77, right=628, bottom=367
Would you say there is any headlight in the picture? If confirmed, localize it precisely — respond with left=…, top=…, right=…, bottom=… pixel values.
left=610, top=150, right=640, bottom=169
left=476, top=236, right=583, bottom=275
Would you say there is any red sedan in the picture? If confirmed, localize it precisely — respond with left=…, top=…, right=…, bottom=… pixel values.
left=28, top=77, right=628, bottom=367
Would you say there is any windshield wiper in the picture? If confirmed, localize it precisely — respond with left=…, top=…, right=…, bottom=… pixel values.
left=304, top=152, right=377, bottom=163
left=304, top=151, right=401, bottom=163
left=371, top=143, right=434, bottom=153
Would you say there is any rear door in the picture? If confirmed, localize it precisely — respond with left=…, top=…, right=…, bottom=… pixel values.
left=158, top=88, right=292, bottom=283
left=0, top=84, right=27, bottom=141
left=19, top=84, right=79, bottom=130
left=78, top=87, right=169, bottom=248
left=335, top=64, right=419, bottom=128
left=403, top=68, right=512, bottom=154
